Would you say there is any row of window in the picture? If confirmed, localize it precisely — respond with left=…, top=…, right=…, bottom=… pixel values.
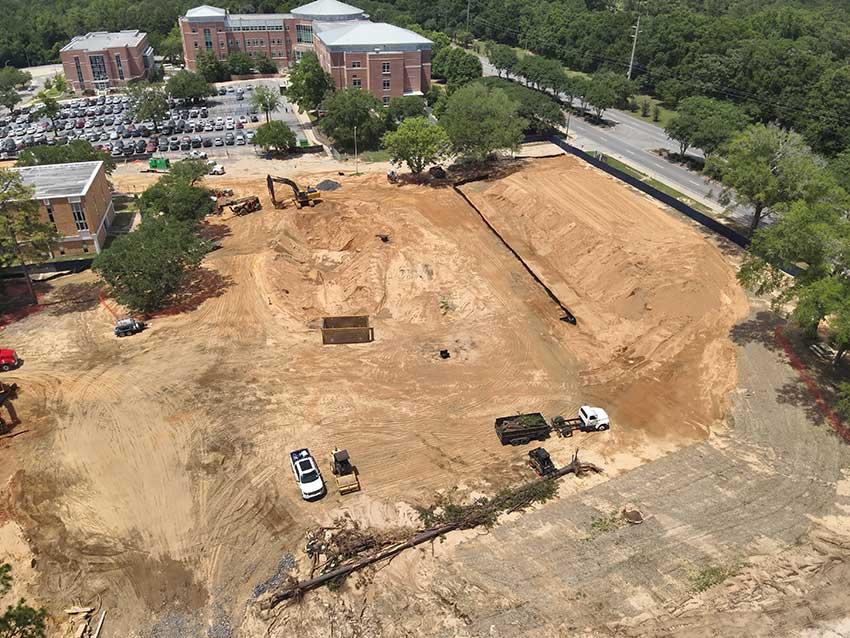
left=191, top=24, right=285, bottom=33
left=45, top=202, right=88, bottom=232
left=352, top=78, right=392, bottom=90
left=347, top=62, right=392, bottom=72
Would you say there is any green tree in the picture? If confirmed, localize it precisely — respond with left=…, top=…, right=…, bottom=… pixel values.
left=129, top=84, right=169, bottom=132
left=318, top=87, right=385, bottom=152
left=254, top=120, right=297, bottom=153
left=433, top=48, right=482, bottom=92
left=196, top=52, right=229, bottom=83
left=487, top=43, right=518, bottom=78
left=0, top=170, right=57, bottom=302
left=385, top=95, right=426, bottom=129
left=50, top=74, right=69, bottom=95
left=0, top=67, right=31, bottom=91
left=585, top=72, right=617, bottom=120
left=250, top=85, right=281, bottom=123
left=0, top=563, right=47, bottom=638
left=286, top=52, right=334, bottom=112
left=709, top=124, right=830, bottom=236
left=738, top=197, right=850, bottom=365
left=37, top=95, right=60, bottom=136
left=479, top=77, right=564, bottom=134
left=440, top=83, right=525, bottom=162
left=92, top=217, right=206, bottom=313
left=0, top=87, right=19, bottom=113
left=255, top=54, right=278, bottom=74
left=159, top=24, right=184, bottom=65
left=138, top=177, right=214, bottom=225
left=227, top=52, right=254, bottom=76
left=166, top=159, right=210, bottom=186
left=166, top=70, right=213, bottom=102
left=665, top=97, right=750, bottom=158
left=382, top=116, right=450, bottom=174
left=804, top=65, right=850, bottom=157
left=16, top=140, right=116, bottom=174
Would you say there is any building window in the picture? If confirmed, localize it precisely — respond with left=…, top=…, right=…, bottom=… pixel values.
left=194, top=41, right=199, bottom=48
left=382, top=96, right=390, bottom=105
left=382, top=79, right=390, bottom=90
left=191, top=26, right=197, bottom=33
left=381, top=62, right=391, bottom=74
left=73, top=57, right=84, bottom=85
left=352, top=78, right=361, bottom=88
left=115, top=54, right=125, bottom=80
left=351, top=60, right=361, bottom=68
left=71, top=202, right=88, bottom=232
left=89, top=55, right=108, bottom=82
left=45, top=204, right=56, bottom=226
left=204, top=28, right=213, bottom=50
left=82, top=245, right=89, bottom=253
left=296, top=24, right=312, bottom=44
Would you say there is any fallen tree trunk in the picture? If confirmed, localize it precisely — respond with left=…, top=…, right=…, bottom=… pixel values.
left=262, top=450, right=602, bottom=609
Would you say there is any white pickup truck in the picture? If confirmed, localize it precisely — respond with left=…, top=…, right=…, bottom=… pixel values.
left=289, top=449, right=325, bottom=500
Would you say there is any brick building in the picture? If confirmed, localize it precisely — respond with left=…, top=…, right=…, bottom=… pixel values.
left=180, top=0, right=431, bottom=99
left=61, top=30, right=155, bottom=93
left=12, top=162, right=114, bottom=256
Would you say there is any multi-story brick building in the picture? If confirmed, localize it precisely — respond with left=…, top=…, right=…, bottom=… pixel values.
left=179, top=0, right=431, bottom=99
left=12, top=161, right=114, bottom=256
left=61, top=30, right=155, bottom=93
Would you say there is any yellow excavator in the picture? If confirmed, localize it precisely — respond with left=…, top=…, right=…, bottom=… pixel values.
left=266, top=175, right=321, bottom=209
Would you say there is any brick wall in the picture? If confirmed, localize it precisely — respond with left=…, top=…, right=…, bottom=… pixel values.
left=60, top=35, right=151, bottom=93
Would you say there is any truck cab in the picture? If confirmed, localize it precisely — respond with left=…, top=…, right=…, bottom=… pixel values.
left=290, top=449, right=325, bottom=500
left=579, top=405, right=610, bottom=431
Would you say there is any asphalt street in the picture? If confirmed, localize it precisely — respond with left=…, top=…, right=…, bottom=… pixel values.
left=476, top=53, right=751, bottom=225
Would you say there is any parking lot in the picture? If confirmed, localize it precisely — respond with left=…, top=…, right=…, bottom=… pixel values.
left=0, top=78, right=307, bottom=161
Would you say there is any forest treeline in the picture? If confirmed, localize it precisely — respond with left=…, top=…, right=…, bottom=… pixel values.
left=4, top=0, right=850, bottom=155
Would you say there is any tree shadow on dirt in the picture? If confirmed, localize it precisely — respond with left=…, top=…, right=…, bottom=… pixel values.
left=198, top=222, right=232, bottom=243
left=775, top=377, right=829, bottom=428
left=729, top=311, right=784, bottom=353
left=41, top=280, right=102, bottom=317
left=147, top=267, right=233, bottom=319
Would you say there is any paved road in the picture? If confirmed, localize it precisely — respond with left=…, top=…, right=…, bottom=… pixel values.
left=477, top=54, right=751, bottom=226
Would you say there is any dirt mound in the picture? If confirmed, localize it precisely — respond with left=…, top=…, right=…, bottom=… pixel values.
left=461, top=156, right=749, bottom=437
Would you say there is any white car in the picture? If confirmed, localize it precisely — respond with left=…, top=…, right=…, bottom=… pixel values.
left=289, top=449, right=325, bottom=500
left=238, top=115, right=248, bottom=124
left=208, top=163, right=225, bottom=175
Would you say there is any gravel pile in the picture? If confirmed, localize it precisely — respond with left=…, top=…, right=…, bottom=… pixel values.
left=251, top=554, right=296, bottom=598
left=316, top=179, right=341, bottom=192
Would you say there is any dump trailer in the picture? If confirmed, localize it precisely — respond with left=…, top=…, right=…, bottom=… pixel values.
left=528, top=447, right=556, bottom=476
left=267, top=175, right=320, bottom=209
left=222, top=196, right=261, bottom=216
left=142, top=157, right=171, bottom=173
left=329, top=448, right=361, bottom=495
left=494, top=412, right=551, bottom=446
left=551, top=405, right=611, bottom=437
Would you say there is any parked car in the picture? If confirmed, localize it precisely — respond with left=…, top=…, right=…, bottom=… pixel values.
left=202, top=137, right=212, bottom=147
left=289, top=449, right=325, bottom=500
left=213, top=137, right=223, bottom=146
left=114, top=318, right=144, bottom=338
left=208, top=162, right=225, bottom=175
left=235, top=135, right=245, bottom=145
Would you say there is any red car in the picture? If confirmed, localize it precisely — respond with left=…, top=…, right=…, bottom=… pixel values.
left=0, top=349, right=20, bottom=372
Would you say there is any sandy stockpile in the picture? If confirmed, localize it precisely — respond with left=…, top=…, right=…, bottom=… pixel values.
left=461, top=157, right=749, bottom=439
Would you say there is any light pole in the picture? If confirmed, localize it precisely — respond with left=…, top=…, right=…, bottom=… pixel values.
left=353, top=125, right=359, bottom=175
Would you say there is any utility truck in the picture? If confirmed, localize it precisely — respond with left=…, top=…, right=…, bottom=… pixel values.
left=551, top=406, right=610, bottom=436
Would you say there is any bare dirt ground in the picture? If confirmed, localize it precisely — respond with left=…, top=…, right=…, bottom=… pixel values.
left=3, top=152, right=840, bottom=638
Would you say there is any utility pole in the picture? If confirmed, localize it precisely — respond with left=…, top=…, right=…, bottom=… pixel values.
left=627, top=14, right=641, bottom=81
left=466, top=0, right=471, bottom=33
left=353, top=125, right=359, bottom=175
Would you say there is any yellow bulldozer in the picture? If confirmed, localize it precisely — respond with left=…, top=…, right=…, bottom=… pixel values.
left=329, top=448, right=361, bottom=495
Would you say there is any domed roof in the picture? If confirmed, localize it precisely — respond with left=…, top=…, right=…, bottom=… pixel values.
left=291, top=0, right=365, bottom=21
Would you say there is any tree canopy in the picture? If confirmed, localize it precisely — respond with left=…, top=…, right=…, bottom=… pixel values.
left=129, top=84, right=169, bottom=131
left=709, top=123, right=830, bottom=236
left=196, top=51, right=229, bottom=83
left=382, top=116, right=450, bottom=174
left=254, top=120, right=297, bottom=154
left=431, top=47, right=482, bottom=92
left=318, top=88, right=385, bottom=152
left=138, top=163, right=214, bottom=225
left=439, top=83, right=526, bottom=162
left=166, top=70, right=214, bottom=102
left=0, top=169, right=57, bottom=270
left=0, top=562, right=47, bottom=638
left=16, top=140, right=116, bottom=174
left=250, top=85, right=281, bottom=123
left=664, top=96, right=750, bottom=158
left=286, top=52, right=333, bottom=112
left=478, top=77, right=564, bottom=135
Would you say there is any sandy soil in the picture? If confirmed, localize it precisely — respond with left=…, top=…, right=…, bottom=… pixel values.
left=461, top=157, right=750, bottom=440
left=0, top=155, right=749, bottom=637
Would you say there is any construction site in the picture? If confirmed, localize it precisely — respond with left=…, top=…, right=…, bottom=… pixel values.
left=1, top=146, right=849, bottom=638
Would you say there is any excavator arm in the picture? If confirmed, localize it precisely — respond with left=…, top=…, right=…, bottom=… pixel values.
left=267, top=175, right=321, bottom=209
